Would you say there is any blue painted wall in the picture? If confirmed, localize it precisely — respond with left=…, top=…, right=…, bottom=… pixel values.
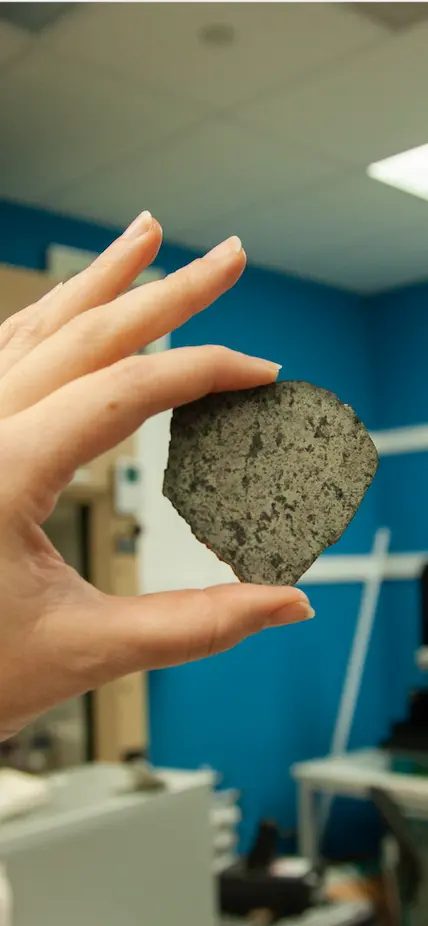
left=368, top=285, right=428, bottom=730
left=0, top=199, right=390, bottom=854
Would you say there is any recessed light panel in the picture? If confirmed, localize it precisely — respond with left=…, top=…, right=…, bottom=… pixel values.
left=367, top=144, right=428, bottom=201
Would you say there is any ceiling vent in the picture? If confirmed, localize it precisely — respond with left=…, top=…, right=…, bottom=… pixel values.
left=350, top=2, right=428, bottom=32
left=0, top=2, right=75, bottom=34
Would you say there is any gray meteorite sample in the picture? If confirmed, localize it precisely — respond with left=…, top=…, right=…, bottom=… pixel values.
left=163, top=381, right=378, bottom=586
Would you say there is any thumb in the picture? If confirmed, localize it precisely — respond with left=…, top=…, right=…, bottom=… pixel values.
left=90, top=584, right=315, bottom=677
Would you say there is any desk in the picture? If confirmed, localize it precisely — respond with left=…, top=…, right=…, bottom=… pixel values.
left=292, top=748, right=428, bottom=861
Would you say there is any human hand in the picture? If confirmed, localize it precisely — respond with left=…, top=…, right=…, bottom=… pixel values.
left=0, top=211, right=313, bottom=739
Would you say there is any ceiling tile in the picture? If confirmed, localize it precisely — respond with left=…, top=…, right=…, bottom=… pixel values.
left=46, top=119, right=341, bottom=234
left=294, top=219, right=428, bottom=292
left=175, top=219, right=332, bottom=284
left=351, top=1, right=428, bottom=32
left=0, top=3, right=76, bottom=35
left=239, top=22, right=428, bottom=167
left=0, top=19, right=31, bottom=67
left=175, top=170, right=428, bottom=291
left=1, top=5, right=427, bottom=294
left=177, top=171, right=428, bottom=261
left=43, top=2, right=387, bottom=109
left=0, top=48, right=204, bottom=201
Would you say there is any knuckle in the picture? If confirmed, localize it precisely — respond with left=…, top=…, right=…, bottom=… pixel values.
left=0, top=309, right=39, bottom=351
left=178, top=589, right=220, bottom=661
left=113, top=355, right=144, bottom=392
left=0, top=423, right=31, bottom=511
left=84, top=259, right=113, bottom=282
left=15, top=320, right=41, bottom=349
left=0, top=315, right=17, bottom=343
left=198, top=593, right=219, bottom=658
left=169, top=262, right=203, bottom=313
left=203, top=344, right=231, bottom=365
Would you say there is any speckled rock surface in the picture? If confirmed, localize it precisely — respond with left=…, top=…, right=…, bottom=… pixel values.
left=163, top=381, right=378, bottom=586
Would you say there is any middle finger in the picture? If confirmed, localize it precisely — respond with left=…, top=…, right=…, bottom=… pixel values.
left=0, top=211, right=162, bottom=379
left=0, top=237, right=246, bottom=417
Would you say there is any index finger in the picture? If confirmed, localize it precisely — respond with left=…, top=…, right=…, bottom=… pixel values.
left=17, top=346, right=281, bottom=517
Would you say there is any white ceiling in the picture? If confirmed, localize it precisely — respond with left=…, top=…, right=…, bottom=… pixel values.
left=1, top=2, right=428, bottom=293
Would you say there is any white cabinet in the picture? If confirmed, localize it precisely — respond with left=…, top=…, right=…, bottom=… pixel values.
left=0, top=764, right=216, bottom=926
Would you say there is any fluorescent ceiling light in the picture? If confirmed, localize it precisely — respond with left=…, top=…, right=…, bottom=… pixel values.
left=367, top=143, right=428, bottom=201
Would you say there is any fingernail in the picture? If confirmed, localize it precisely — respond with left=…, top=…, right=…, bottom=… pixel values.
left=270, top=600, right=316, bottom=626
left=123, top=210, right=153, bottom=240
left=205, top=236, right=243, bottom=261
left=250, top=358, right=282, bottom=377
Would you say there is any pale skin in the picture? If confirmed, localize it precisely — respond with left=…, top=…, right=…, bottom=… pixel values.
left=0, top=210, right=314, bottom=741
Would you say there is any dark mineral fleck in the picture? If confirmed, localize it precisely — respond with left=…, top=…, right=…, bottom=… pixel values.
left=163, top=381, right=378, bottom=585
